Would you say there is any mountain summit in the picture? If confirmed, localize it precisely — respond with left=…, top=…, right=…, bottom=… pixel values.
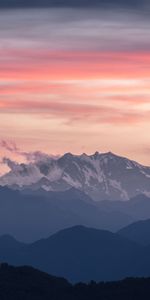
left=0, top=152, right=150, bottom=201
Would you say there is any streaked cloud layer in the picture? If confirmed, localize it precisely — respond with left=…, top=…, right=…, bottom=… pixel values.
left=0, top=8, right=150, bottom=169
left=0, top=0, right=150, bottom=10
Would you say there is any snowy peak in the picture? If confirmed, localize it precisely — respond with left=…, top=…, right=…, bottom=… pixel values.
left=0, top=152, right=150, bottom=201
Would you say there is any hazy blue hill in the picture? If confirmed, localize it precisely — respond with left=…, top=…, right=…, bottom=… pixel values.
left=0, top=234, right=24, bottom=249
left=0, top=187, right=134, bottom=242
left=0, top=235, right=26, bottom=265
left=0, top=187, right=82, bottom=242
left=118, top=219, right=150, bottom=246
left=0, top=225, right=144, bottom=282
left=24, top=225, right=140, bottom=282
left=97, top=194, right=150, bottom=221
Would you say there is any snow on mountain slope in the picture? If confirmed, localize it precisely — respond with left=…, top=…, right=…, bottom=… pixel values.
left=0, top=151, right=150, bottom=201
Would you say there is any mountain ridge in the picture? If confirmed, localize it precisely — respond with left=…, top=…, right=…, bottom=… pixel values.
left=118, top=219, right=150, bottom=246
left=0, top=225, right=149, bottom=282
left=1, top=151, right=150, bottom=201
left=0, top=186, right=137, bottom=242
left=1, top=264, right=150, bottom=300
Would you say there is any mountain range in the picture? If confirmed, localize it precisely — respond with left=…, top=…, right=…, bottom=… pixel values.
left=1, top=186, right=150, bottom=242
left=0, top=224, right=150, bottom=282
left=0, top=186, right=137, bottom=242
left=1, top=151, right=150, bottom=202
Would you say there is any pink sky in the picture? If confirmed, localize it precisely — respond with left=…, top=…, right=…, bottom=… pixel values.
left=0, top=9, right=150, bottom=171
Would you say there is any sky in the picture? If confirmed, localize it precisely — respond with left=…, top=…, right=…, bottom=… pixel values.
left=0, top=2, right=150, bottom=173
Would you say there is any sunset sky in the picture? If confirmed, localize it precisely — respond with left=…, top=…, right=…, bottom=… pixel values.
left=0, top=3, right=150, bottom=173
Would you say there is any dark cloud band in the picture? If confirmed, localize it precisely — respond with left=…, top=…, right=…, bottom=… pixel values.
left=0, top=0, right=149, bottom=9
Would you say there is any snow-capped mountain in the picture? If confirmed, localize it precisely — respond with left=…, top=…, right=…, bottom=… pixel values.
left=0, top=151, right=150, bottom=201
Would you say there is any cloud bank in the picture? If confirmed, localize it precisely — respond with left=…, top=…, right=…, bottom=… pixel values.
left=0, top=8, right=150, bottom=165
left=0, top=0, right=149, bottom=10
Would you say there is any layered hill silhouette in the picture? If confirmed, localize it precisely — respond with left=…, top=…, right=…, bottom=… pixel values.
left=0, top=187, right=136, bottom=242
left=118, top=219, right=150, bottom=246
left=1, top=264, right=150, bottom=300
left=98, top=194, right=150, bottom=220
left=0, top=186, right=150, bottom=242
left=0, top=225, right=150, bottom=282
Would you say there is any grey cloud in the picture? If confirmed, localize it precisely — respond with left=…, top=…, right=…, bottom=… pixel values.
left=0, top=0, right=149, bottom=10
left=2, top=157, right=20, bottom=172
left=0, top=9, right=150, bottom=52
left=0, top=140, right=59, bottom=163
left=0, top=140, right=19, bottom=152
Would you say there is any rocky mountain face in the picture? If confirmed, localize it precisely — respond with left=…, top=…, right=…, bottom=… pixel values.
left=0, top=152, right=150, bottom=201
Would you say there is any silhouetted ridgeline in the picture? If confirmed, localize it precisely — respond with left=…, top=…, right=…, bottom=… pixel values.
left=0, top=186, right=137, bottom=242
left=118, top=219, right=150, bottom=246
left=0, top=264, right=150, bottom=300
left=1, top=187, right=150, bottom=242
left=1, top=225, right=150, bottom=283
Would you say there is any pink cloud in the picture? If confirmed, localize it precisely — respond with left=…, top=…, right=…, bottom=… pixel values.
left=0, top=99, right=149, bottom=125
left=0, top=50, right=150, bottom=81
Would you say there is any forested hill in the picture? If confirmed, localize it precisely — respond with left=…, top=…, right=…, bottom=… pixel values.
left=0, top=264, right=150, bottom=300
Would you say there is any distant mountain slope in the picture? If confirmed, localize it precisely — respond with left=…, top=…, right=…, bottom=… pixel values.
left=22, top=226, right=140, bottom=282
left=1, top=151, right=150, bottom=201
left=0, top=235, right=26, bottom=265
left=98, top=194, right=150, bottom=220
left=0, top=234, right=24, bottom=249
left=0, top=186, right=135, bottom=242
left=0, top=225, right=148, bottom=282
left=118, top=219, right=150, bottom=246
